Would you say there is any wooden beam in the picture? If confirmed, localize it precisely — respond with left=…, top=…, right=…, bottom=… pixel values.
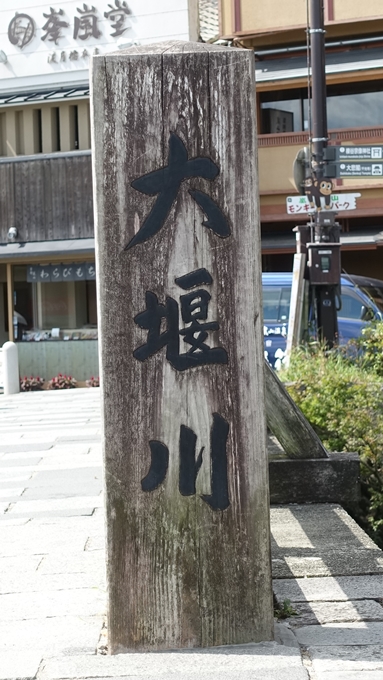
left=92, top=41, right=273, bottom=652
left=265, top=360, right=329, bottom=459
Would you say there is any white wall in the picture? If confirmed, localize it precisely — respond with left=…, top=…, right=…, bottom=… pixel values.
left=0, top=0, right=192, bottom=94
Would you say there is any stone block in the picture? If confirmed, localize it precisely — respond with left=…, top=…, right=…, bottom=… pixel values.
left=309, top=644, right=383, bottom=673
left=289, top=600, right=383, bottom=626
left=269, top=454, right=360, bottom=513
left=273, top=575, right=383, bottom=603
left=296, top=622, right=383, bottom=647
left=0, top=588, right=106, bottom=621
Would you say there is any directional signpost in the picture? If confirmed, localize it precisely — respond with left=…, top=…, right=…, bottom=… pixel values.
left=324, top=145, right=383, bottom=179
left=335, top=145, right=383, bottom=161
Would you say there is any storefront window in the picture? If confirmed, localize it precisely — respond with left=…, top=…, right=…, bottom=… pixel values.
left=260, top=81, right=383, bottom=133
left=13, top=264, right=97, bottom=341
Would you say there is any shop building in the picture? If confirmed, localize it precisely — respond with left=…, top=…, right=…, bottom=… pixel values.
left=0, top=0, right=200, bottom=381
left=220, top=0, right=383, bottom=276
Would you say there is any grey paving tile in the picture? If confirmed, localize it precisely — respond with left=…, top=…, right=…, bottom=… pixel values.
left=0, top=651, right=42, bottom=680
left=273, top=575, right=383, bottom=603
left=295, top=622, right=383, bottom=647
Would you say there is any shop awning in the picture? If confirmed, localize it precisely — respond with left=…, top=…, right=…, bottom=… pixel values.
left=0, top=86, right=90, bottom=107
left=256, top=47, right=383, bottom=84
left=261, top=230, right=383, bottom=253
left=0, top=238, right=95, bottom=261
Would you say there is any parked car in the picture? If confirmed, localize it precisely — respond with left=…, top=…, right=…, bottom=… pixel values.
left=262, top=272, right=383, bottom=368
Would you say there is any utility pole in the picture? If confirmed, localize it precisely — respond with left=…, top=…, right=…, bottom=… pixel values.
left=293, top=0, right=341, bottom=350
left=307, top=0, right=341, bottom=347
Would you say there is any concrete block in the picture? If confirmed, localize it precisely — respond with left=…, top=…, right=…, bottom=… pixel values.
left=274, top=575, right=383, bottom=602
left=272, top=552, right=383, bottom=579
left=313, top=673, right=383, bottom=680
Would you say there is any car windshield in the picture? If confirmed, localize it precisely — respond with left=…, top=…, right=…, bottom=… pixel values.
left=262, top=286, right=291, bottom=323
left=359, top=285, right=383, bottom=314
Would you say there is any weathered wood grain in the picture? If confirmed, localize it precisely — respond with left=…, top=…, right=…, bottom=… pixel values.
left=0, top=152, right=93, bottom=243
left=265, top=360, right=328, bottom=459
left=91, top=41, right=273, bottom=652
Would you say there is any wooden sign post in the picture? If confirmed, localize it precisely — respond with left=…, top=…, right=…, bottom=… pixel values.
left=91, top=41, right=273, bottom=653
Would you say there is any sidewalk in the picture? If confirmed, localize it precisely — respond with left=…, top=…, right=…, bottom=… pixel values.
left=1, top=389, right=383, bottom=680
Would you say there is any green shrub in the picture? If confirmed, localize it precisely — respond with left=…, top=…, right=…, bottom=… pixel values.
left=350, top=321, right=383, bottom=377
left=280, top=346, right=383, bottom=548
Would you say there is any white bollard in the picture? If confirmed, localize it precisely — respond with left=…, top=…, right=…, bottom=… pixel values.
left=3, top=342, right=20, bottom=396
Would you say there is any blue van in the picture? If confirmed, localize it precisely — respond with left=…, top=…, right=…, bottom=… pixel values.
left=262, top=272, right=383, bottom=368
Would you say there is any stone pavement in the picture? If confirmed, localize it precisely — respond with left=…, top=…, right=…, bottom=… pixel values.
left=1, top=389, right=383, bottom=680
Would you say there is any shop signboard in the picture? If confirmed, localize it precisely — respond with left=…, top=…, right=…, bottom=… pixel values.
left=286, top=193, right=361, bottom=214
left=27, top=262, right=95, bottom=282
left=92, top=42, right=273, bottom=651
left=0, top=0, right=191, bottom=93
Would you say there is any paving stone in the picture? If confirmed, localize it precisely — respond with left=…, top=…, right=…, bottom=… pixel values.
left=0, top=457, right=42, bottom=467
left=295, top=622, right=383, bottom=647
left=0, top=443, right=53, bottom=453
left=0, top=516, right=31, bottom=526
left=0, top=472, right=32, bottom=483
left=39, top=645, right=308, bottom=680
left=1, top=527, right=91, bottom=556
left=309, top=645, right=383, bottom=673
left=289, top=600, right=383, bottom=626
left=313, top=673, right=383, bottom=680
left=38, top=550, right=105, bottom=575
left=0, top=587, right=106, bottom=620
left=56, top=434, right=101, bottom=442
left=273, top=575, right=383, bottom=603
left=85, top=535, right=105, bottom=551
left=0, top=487, right=25, bottom=499
left=39, top=673, right=309, bottom=680
left=0, top=615, right=103, bottom=656
left=271, top=505, right=379, bottom=551
left=0, top=651, right=42, bottom=680
left=272, top=551, right=383, bottom=578
left=0, top=569, right=105, bottom=594
left=7, top=495, right=103, bottom=516
left=22, top=483, right=102, bottom=501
